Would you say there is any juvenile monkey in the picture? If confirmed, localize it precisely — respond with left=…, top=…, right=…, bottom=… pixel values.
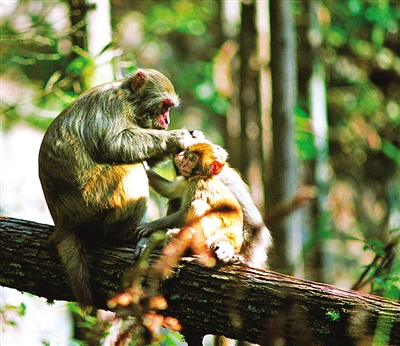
left=137, top=142, right=244, bottom=263
left=140, top=143, right=272, bottom=269
left=141, top=143, right=270, bottom=345
left=178, top=145, right=271, bottom=269
left=39, top=69, right=195, bottom=309
left=139, top=142, right=272, bottom=345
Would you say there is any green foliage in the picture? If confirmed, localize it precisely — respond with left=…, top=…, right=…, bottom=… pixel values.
left=143, top=1, right=216, bottom=37
left=295, top=106, right=317, bottom=161
left=373, top=276, right=400, bottom=300
left=66, top=301, right=186, bottom=346
left=322, top=0, right=400, bottom=255
left=67, top=302, right=112, bottom=346
left=359, top=235, right=400, bottom=300
left=0, top=1, right=99, bottom=131
left=363, top=238, right=385, bottom=256
left=127, top=0, right=225, bottom=141
left=0, top=2, right=68, bottom=82
left=159, top=329, right=186, bottom=346
left=382, top=140, right=400, bottom=165
left=66, top=55, right=92, bottom=76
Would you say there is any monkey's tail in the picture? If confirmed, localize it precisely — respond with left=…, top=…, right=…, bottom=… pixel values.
left=240, top=224, right=272, bottom=270
left=52, top=228, right=93, bottom=310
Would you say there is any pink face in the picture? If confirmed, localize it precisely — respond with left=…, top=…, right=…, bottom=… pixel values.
left=180, top=152, right=198, bottom=177
left=158, top=98, right=175, bottom=129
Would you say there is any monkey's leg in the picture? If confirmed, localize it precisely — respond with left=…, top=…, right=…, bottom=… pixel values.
left=101, top=196, right=149, bottom=242
left=91, top=163, right=150, bottom=242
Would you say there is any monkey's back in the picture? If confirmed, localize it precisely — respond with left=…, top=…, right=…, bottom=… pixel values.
left=38, top=79, right=148, bottom=231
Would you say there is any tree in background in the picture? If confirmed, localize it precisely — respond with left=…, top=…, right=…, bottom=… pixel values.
left=238, top=1, right=264, bottom=208
left=268, top=0, right=303, bottom=276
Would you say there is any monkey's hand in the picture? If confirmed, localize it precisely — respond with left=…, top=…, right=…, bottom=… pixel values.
left=168, top=129, right=193, bottom=149
left=135, top=225, right=180, bottom=247
left=210, top=241, right=244, bottom=264
left=189, top=130, right=205, bottom=141
left=171, top=129, right=205, bottom=149
left=135, top=222, right=163, bottom=239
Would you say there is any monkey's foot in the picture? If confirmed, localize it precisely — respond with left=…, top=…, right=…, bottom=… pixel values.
left=210, top=241, right=242, bottom=264
left=133, top=237, right=149, bottom=260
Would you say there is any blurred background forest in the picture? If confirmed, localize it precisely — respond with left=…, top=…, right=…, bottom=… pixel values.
left=1, top=0, right=399, bottom=345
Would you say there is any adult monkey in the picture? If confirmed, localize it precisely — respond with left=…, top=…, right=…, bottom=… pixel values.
left=39, top=69, right=195, bottom=310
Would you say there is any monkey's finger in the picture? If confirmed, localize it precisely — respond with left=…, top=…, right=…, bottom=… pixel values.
left=132, top=226, right=148, bottom=241
left=230, top=254, right=246, bottom=265
left=136, top=225, right=154, bottom=239
left=189, top=130, right=205, bottom=140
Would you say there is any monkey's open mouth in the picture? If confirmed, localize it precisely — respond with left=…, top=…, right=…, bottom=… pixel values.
left=159, top=113, right=170, bottom=129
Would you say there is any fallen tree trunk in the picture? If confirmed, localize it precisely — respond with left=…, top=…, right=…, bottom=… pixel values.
left=1, top=216, right=399, bottom=345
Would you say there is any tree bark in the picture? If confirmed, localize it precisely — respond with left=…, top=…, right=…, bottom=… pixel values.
left=1, top=216, right=399, bottom=345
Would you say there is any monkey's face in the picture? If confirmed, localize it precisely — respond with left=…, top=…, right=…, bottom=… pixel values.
left=127, top=69, right=179, bottom=130
left=179, top=143, right=226, bottom=180
left=180, top=151, right=199, bottom=178
left=140, top=93, right=178, bottom=130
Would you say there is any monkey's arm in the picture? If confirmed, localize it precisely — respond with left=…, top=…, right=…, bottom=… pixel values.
left=146, top=169, right=186, bottom=199
left=135, top=169, right=189, bottom=237
left=85, top=118, right=193, bottom=164
left=117, top=128, right=191, bottom=162
left=135, top=210, right=187, bottom=238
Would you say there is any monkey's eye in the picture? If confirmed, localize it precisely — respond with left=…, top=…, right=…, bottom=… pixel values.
left=183, top=153, right=197, bottom=169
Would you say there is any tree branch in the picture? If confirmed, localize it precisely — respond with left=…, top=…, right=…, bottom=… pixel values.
left=1, top=216, right=399, bottom=345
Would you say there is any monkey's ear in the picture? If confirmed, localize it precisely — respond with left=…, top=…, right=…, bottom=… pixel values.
left=131, top=70, right=149, bottom=92
left=212, top=160, right=225, bottom=176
